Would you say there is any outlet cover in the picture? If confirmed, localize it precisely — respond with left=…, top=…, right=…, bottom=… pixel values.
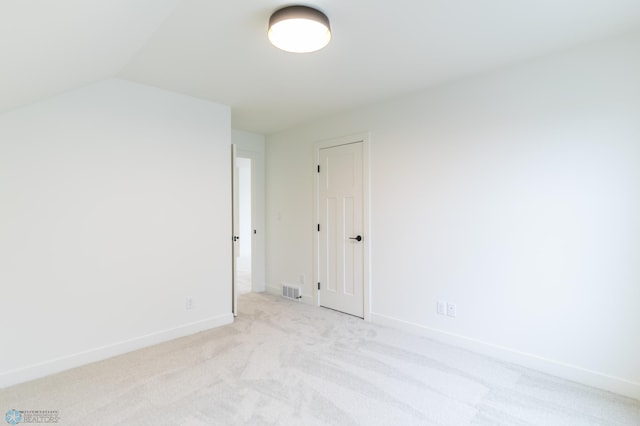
left=447, top=303, right=456, bottom=318
left=437, top=301, right=446, bottom=315
left=186, top=297, right=194, bottom=310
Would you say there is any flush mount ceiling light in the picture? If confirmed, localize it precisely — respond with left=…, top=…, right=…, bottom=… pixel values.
left=268, top=5, right=331, bottom=53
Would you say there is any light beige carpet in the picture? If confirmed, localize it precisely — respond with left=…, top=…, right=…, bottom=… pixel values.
left=1, top=293, right=639, bottom=425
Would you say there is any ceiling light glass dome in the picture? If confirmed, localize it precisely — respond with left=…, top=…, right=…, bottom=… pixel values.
left=268, top=6, right=331, bottom=53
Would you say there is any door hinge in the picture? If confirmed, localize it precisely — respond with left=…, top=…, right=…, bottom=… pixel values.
left=317, top=224, right=320, bottom=232
left=317, top=165, right=320, bottom=173
left=317, top=282, right=321, bottom=290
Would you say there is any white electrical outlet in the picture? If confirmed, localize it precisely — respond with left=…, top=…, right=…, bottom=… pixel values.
left=437, top=301, right=446, bottom=315
left=299, top=274, right=305, bottom=285
left=447, top=303, right=456, bottom=318
left=186, top=297, right=194, bottom=310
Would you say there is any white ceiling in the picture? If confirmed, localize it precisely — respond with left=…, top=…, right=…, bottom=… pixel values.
left=3, top=1, right=640, bottom=134
left=0, top=1, right=179, bottom=116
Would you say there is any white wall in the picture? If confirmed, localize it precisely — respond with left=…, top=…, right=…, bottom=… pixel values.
left=232, top=130, right=266, bottom=292
left=265, top=33, right=640, bottom=399
left=233, top=129, right=265, bottom=153
left=0, top=79, right=232, bottom=387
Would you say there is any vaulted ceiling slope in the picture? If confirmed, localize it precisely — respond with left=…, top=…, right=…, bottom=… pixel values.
left=3, top=1, right=640, bottom=134
left=0, top=1, right=179, bottom=117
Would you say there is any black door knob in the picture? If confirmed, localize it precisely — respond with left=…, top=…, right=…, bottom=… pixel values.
left=349, top=235, right=362, bottom=242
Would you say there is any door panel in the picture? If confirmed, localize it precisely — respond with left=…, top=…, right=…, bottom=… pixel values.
left=324, top=196, right=338, bottom=292
left=319, top=142, right=364, bottom=317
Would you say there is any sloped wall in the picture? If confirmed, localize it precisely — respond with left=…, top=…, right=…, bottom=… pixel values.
left=0, top=79, right=232, bottom=386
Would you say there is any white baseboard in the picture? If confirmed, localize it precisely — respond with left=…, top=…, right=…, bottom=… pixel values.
left=266, top=284, right=281, bottom=296
left=370, top=312, right=640, bottom=401
left=0, top=313, right=234, bottom=389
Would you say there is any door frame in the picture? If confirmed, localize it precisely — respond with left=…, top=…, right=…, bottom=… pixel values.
left=313, top=132, right=371, bottom=320
left=231, top=144, right=239, bottom=316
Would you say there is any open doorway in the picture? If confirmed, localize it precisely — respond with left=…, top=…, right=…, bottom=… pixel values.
left=232, top=138, right=266, bottom=316
left=236, top=157, right=252, bottom=295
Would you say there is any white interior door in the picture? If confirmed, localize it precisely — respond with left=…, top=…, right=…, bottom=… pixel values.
left=231, top=144, right=239, bottom=316
left=318, top=141, right=364, bottom=317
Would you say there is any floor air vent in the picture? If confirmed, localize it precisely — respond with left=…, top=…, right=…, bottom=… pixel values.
left=282, top=285, right=302, bottom=301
